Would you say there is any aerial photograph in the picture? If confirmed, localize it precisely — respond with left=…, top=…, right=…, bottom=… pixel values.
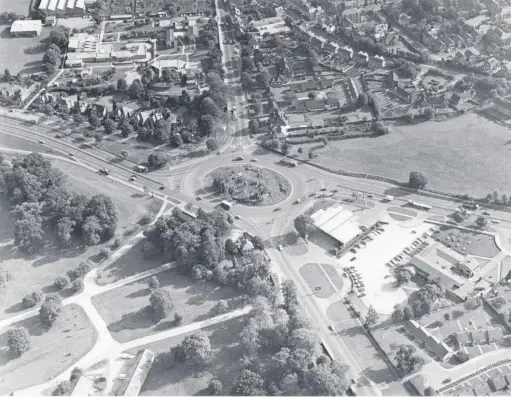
left=1, top=0, right=511, bottom=395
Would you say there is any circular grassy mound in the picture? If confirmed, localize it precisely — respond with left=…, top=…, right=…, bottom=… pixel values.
left=205, top=164, right=292, bottom=206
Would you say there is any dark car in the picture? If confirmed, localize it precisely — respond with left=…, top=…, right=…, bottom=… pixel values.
left=443, top=378, right=452, bottom=384
left=159, top=186, right=165, bottom=190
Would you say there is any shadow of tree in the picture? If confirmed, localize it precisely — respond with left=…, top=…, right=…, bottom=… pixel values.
left=108, top=306, right=154, bottom=334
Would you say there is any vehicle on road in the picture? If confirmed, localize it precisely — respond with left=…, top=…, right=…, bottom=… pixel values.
left=309, top=192, right=316, bottom=197
left=491, top=219, right=500, bottom=224
left=482, top=211, right=491, bottom=215
left=216, top=151, right=221, bottom=155
left=234, top=215, right=241, bottom=219
left=38, top=140, right=45, bottom=144
left=251, top=158, right=258, bottom=162
left=383, top=195, right=393, bottom=201
left=320, top=188, right=327, bottom=191
left=55, top=134, right=61, bottom=138
left=235, top=156, right=244, bottom=161
left=278, top=244, right=283, bottom=251
left=331, top=189, right=338, bottom=193
left=129, top=176, right=136, bottom=181
left=281, top=158, right=297, bottom=167
left=408, top=199, right=432, bottom=210
left=220, top=200, right=232, bottom=210
left=294, top=198, right=301, bottom=204
left=463, top=202, right=480, bottom=210
left=159, top=186, right=165, bottom=190
left=69, top=153, right=74, bottom=157
left=196, top=196, right=202, bottom=201
left=443, top=378, right=452, bottom=384
left=99, top=168, right=110, bottom=175
left=367, top=193, right=374, bottom=198
left=350, top=257, right=356, bottom=261
left=273, top=207, right=281, bottom=212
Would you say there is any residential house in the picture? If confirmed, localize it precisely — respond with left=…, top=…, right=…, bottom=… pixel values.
left=383, top=31, right=399, bottom=47
left=386, top=71, right=399, bottom=88
left=247, top=34, right=258, bottom=49
left=369, top=55, right=385, bottom=68
left=484, top=56, right=500, bottom=71
left=342, top=8, right=361, bottom=24
left=464, top=47, right=480, bottom=61
left=471, top=330, right=486, bottom=344
left=488, top=375, right=508, bottom=392
left=355, top=51, right=369, bottom=65
left=454, top=34, right=465, bottom=47
left=339, top=46, right=353, bottom=60
left=447, top=89, right=474, bottom=107
left=487, top=327, right=504, bottom=343
left=374, top=24, right=387, bottom=41
left=346, top=77, right=358, bottom=100
left=454, top=331, right=472, bottom=346
left=394, top=84, right=420, bottom=104
left=398, top=13, right=412, bottom=26
left=454, top=51, right=466, bottom=63
left=488, top=27, right=511, bottom=46
left=165, top=29, right=175, bottom=48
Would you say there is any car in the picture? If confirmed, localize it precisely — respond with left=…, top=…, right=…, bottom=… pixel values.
left=350, top=256, right=356, bottom=261
left=331, top=189, right=338, bottom=193
left=350, top=248, right=357, bottom=253
left=482, top=211, right=491, bottom=215
left=367, top=193, right=374, bottom=198
left=8, top=109, right=13, bottom=113
left=234, top=215, right=240, bottom=219
left=273, top=207, right=281, bottom=212
left=358, top=293, right=366, bottom=298
left=55, top=134, right=61, bottom=138
left=99, top=168, right=110, bottom=175
left=69, top=153, right=74, bottom=157
left=491, top=219, right=500, bottom=224
left=235, top=156, right=244, bottom=161
left=319, top=188, right=327, bottom=191
left=309, top=192, right=316, bottom=197
left=159, top=186, right=165, bottom=190
left=251, top=158, right=258, bottom=162
left=443, top=378, right=452, bottom=384
left=129, top=176, right=136, bottom=181
left=294, top=199, right=301, bottom=204
left=278, top=244, right=283, bottom=251
left=38, top=140, right=45, bottom=144
left=196, top=196, right=202, bottom=201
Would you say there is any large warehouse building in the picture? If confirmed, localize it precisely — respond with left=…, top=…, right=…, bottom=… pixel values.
left=311, top=204, right=362, bottom=246
left=10, top=20, right=43, bottom=37
left=38, top=0, right=85, bottom=17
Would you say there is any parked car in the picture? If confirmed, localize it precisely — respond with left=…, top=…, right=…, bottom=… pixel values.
left=235, top=156, right=244, bottom=161
left=278, top=244, right=283, bottom=251
left=482, top=211, right=491, bottom=215
left=129, top=176, right=136, bottom=181
left=69, top=153, right=74, bottom=157
left=251, top=158, right=258, bottom=162
left=159, top=186, right=165, bottom=190
left=443, top=378, right=452, bottom=384
left=38, top=140, right=45, bottom=144
left=491, top=219, right=500, bottom=224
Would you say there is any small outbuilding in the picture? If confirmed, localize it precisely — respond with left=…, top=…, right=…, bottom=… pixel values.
left=10, top=20, right=42, bottom=37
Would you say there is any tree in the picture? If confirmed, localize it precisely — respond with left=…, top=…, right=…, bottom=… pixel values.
left=231, top=369, right=265, bottom=396
left=293, top=214, right=315, bottom=238
left=282, top=142, right=292, bottom=155
left=4, top=68, right=11, bottom=81
left=120, top=123, right=134, bottom=138
left=248, top=119, right=259, bottom=134
left=395, top=268, right=412, bottom=285
left=148, top=276, right=159, bottom=290
left=150, top=289, right=174, bottom=322
left=117, top=78, right=128, bottom=90
left=208, top=379, right=223, bottom=395
left=54, top=275, right=70, bottom=290
left=282, top=280, right=298, bottom=311
left=408, top=171, right=428, bottom=189
left=73, top=114, right=84, bottom=124
left=225, top=238, right=236, bottom=254
left=170, top=131, right=183, bottom=147
left=289, top=328, right=319, bottom=354
left=22, top=291, right=42, bottom=309
left=148, top=153, right=167, bottom=169
left=240, top=318, right=260, bottom=357
left=7, top=325, right=30, bottom=356
left=39, top=294, right=63, bottom=326
left=424, top=386, right=437, bottom=396
left=52, top=381, right=70, bottom=396
left=178, top=330, right=213, bottom=366
left=82, top=216, right=102, bottom=246
left=256, top=70, right=271, bottom=88
left=103, top=118, right=116, bottom=134
left=174, top=312, right=183, bottom=325
left=129, top=79, right=145, bottom=99
left=454, top=350, right=470, bottom=363
left=365, top=305, right=379, bottom=327
left=43, top=47, right=60, bottom=71
left=240, top=72, right=253, bottom=90
left=14, top=213, right=44, bottom=253
left=476, top=215, right=488, bottom=228
left=49, top=26, right=70, bottom=49
left=206, top=138, right=219, bottom=152
left=423, top=106, right=434, bottom=119
left=71, top=279, right=83, bottom=294
left=392, top=304, right=405, bottom=322
left=304, top=362, right=348, bottom=396
left=55, top=216, right=75, bottom=247
left=357, top=93, right=368, bottom=106
left=252, top=235, right=264, bottom=250
left=502, top=193, right=509, bottom=205
left=395, top=344, right=423, bottom=375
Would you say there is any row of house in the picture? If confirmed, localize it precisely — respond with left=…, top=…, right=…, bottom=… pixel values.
left=454, top=327, right=504, bottom=347
left=294, top=97, right=342, bottom=111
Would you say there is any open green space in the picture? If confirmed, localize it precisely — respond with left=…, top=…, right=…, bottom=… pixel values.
left=298, top=113, right=511, bottom=194
left=205, top=164, right=292, bottom=206
left=92, top=269, right=243, bottom=343
left=299, top=263, right=336, bottom=298
left=433, top=226, right=500, bottom=258
left=131, top=316, right=246, bottom=396
left=0, top=304, right=97, bottom=394
left=0, top=160, right=160, bottom=320
left=0, top=27, right=50, bottom=74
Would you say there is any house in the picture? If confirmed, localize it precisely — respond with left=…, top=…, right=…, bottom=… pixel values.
left=484, top=56, right=500, bottom=71
left=369, top=55, right=385, bottom=68
left=488, top=375, right=508, bottom=392
left=387, top=71, right=399, bottom=88
left=45, top=15, right=57, bottom=26
left=10, top=20, right=42, bottom=37
left=487, top=27, right=511, bottom=46
left=339, top=46, right=353, bottom=60
left=454, top=51, right=466, bottom=63
left=487, top=327, right=504, bottom=343
left=355, top=51, right=369, bottom=65
left=454, top=331, right=472, bottom=346
left=447, top=90, right=474, bottom=107
left=394, top=84, right=421, bottom=104
left=464, top=47, right=480, bottom=61
left=247, top=34, right=258, bottom=48
left=492, top=98, right=511, bottom=118
left=342, top=8, right=361, bottom=24
left=240, top=240, right=255, bottom=255
left=398, top=13, right=412, bottom=26
left=471, top=330, right=486, bottom=344
left=384, top=31, right=399, bottom=47
left=165, top=29, right=175, bottom=48
left=374, top=23, right=387, bottom=41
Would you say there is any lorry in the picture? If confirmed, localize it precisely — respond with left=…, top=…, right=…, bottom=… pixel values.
left=220, top=200, right=233, bottom=210
left=383, top=195, right=393, bottom=201
left=408, top=199, right=432, bottom=210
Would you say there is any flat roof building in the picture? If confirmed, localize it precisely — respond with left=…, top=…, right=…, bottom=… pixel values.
left=10, top=20, right=42, bottom=37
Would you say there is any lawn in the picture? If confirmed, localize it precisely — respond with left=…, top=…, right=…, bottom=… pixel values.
left=433, top=226, right=500, bottom=258
left=92, top=269, right=244, bottom=343
left=0, top=0, right=31, bottom=15
left=299, top=263, right=336, bottom=298
left=0, top=27, right=50, bottom=74
left=302, top=113, right=511, bottom=194
left=204, top=164, right=292, bottom=206
left=96, top=239, right=168, bottom=285
left=0, top=161, right=161, bottom=320
left=0, top=304, right=97, bottom=394
left=128, top=316, right=246, bottom=396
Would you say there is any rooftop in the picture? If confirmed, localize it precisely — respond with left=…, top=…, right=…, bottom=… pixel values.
left=10, top=19, right=42, bottom=33
left=311, top=204, right=361, bottom=245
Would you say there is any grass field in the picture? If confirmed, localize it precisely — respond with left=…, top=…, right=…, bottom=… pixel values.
left=204, top=164, right=292, bottom=206
left=0, top=160, right=160, bottom=320
left=92, top=269, right=243, bottom=343
left=130, top=316, right=246, bottom=396
left=0, top=27, right=50, bottom=74
left=0, top=304, right=97, bottom=394
left=303, top=113, right=511, bottom=194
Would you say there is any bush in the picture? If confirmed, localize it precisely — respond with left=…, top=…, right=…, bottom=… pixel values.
left=54, top=276, right=70, bottom=290
left=111, top=238, right=122, bottom=250
left=39, top=294, right=63, bottom=326
left=67, top=261, right=93, bottom=281
left=70, top=367, right=82, bottom=382
left=150, top=289, right=174, bottom=322
left=22, top=291, right=43, bottom=309
left=71, top=279, right=83, bottom=294
left=491, top=297, right=506, bottom=309
left=208, top=379, right=223, bottom=395
left=455, top=350, right=470, bottom=363
left=148, top=276, right=159, bottom=290
left=213, top=300, right=228, bottom=315
left=99, top=248, right=110, bottom=259
left=7, top=325, right=31, bottom=356
left=174, top=312, right=183, bottom=326
left=138, top=215, right=152, bottom=226
left=53, top=381, right=70, bottom=396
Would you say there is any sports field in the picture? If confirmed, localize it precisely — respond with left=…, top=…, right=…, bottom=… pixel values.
left=310, top=113, right=511, bottom=195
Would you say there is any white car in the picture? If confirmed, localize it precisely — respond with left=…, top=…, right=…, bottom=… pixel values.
left=491, top=219, right=500, bottom=224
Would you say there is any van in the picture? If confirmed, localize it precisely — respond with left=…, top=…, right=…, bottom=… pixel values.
left=278, top=244, right=283, bottom=251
